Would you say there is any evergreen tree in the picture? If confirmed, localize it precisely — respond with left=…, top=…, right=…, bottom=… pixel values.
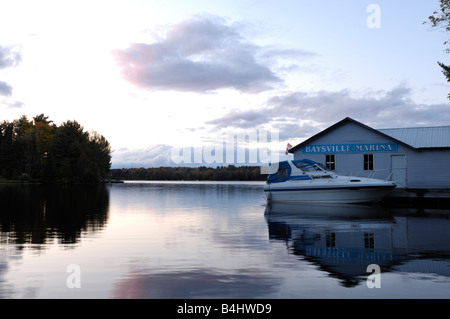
left=0, top=115, right=111, bottom=183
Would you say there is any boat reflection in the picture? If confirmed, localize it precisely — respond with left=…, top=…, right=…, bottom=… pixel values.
left=265, top=202, right=450, bottom=287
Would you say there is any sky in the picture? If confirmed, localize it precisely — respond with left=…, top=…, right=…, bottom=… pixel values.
left=0, top=0, right=449, bottom=168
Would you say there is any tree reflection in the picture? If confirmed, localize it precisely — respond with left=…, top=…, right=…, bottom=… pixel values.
left=0, top=184, right=109, bottom=248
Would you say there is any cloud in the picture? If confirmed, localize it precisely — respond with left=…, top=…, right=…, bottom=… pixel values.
left=206, top=109, right=271, bottom=129
left=0, top=45, right=22, bottom=103
left=0, top=97, right=24, bottom=109
left=0, top=81, right=12, bottom=96
left=111, top=144, right=175, bottom=168
left=112, top=84, right=450, bottom=168
left=0, top=45, right=21, bottom=69
left=113, top=15, right=312, bottom=93
left=111, top=142, right=286, bottom=168
left=205, top=85, right=450, bottom=140
left=3, top=100, right=24, bottom=108
left=267, top=85, right=450, bottom=129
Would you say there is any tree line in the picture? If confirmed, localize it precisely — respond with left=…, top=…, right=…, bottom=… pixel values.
left=110, top=165, right=267, bottom=181
left=0, top=114, right=111, bottom=183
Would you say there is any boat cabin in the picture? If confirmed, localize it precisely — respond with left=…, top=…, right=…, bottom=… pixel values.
left=267, top=160, right=335, bottom=184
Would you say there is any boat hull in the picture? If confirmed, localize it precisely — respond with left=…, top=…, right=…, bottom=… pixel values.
left=264, top=185, right=395, bottom=204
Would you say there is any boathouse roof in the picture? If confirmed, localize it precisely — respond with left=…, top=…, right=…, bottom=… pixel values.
left=289, top=117, right=450, bottom=153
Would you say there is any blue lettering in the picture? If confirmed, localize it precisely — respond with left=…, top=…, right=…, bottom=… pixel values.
left=303, top=143, right=397, bottom=154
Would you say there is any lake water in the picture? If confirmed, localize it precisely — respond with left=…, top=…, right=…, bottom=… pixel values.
left=1, top=181, right=449, bottom=299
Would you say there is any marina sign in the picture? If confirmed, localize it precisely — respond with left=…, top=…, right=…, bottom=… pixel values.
left=303, top=143, right=397, bottom=154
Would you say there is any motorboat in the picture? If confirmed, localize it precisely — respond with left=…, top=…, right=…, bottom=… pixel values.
left=264, top=159, right=396, bottom=204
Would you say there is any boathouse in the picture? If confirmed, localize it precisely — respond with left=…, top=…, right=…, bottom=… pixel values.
left=289, top=117, right=450, bottom=191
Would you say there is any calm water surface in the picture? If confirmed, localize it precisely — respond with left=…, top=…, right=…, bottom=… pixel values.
left=1, top=181, right=449, bottom=299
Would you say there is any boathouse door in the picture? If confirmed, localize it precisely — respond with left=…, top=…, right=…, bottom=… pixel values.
left=391, top=155, right=407, bottom=188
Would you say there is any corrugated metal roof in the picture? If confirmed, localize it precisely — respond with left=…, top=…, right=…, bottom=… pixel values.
left=379, top=126, right=450, bottom=148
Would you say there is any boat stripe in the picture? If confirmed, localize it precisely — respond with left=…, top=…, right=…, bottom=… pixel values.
left=265, top=185, right=395, bottom=192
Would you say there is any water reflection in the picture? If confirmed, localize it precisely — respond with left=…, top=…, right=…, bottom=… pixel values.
left=265, top=202, right=450, bottom=288
left=109, top=181, right=277, bottom=299
left=112, top=268, right=279, bottom=299
left=0, top=184, right=109, bottom=247
left=1, top=181, right=450, bottom=298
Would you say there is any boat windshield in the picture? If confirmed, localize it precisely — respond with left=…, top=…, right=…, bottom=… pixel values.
left=293, top=161, right=329, bottom=173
